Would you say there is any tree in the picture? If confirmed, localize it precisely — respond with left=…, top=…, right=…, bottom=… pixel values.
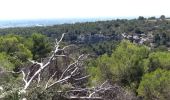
left=160, top=15, right=166, bottom=20
left=138, top=16, right=145, bottom=20
left=31, top=33, right=52, bottom=60
left=148, top=16, right=156, bottom=20
left=153, top=34, right=161, bottom=46
left=88, top=40, right=150, bottom=88
left=146, top=52, right=170, bottom=72
left=0, top=53, right=14, bottom=71
left=138, top=69, right=170, bottom=100
left=0, top=35, right=32, bottom=70
left=0, top=33, right=117, bottom=100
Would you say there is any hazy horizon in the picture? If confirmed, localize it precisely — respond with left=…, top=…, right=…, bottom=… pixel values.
left=0, top=15, right=168, bottom=29
left=0, top=15, right=168, bottom=21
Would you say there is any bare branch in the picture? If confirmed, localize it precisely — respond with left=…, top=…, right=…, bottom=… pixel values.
left=73, top=75, right=90, bottom=81
left=3, top=33, right=109, bottom=100
left=45, top=71, right=57, bottom=89
left=21, top=70, right=27, bottom=84
left=20, top=33, right=67, bottom=91
left=89, top=80, right=109, bottom=97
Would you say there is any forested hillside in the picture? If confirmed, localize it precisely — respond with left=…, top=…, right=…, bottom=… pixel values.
left=1, top=16, right=170, bottom=100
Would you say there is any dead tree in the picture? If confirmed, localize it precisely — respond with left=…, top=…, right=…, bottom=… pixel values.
left=0, top=33, right=134, bottom=100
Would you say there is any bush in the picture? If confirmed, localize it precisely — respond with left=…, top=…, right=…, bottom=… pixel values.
left=147, top=52, right=170, bottom=72
left=138, top=69, right=170, bottom=100
left=87, top=40, right=150, bottom=87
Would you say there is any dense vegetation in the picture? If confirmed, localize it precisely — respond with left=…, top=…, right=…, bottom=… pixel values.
left=1, top=16, right=170, bottom=100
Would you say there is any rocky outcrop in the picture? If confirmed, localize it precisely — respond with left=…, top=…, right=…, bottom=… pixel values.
left=122, top=32, right=154, bottom=46
left=66, top=33, right=121, bottom=44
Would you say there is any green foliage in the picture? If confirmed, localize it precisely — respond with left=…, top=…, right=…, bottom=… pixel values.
left=1, top=17, right=170, bottom=99
left=0, top=53, right=14, bottom=70
left=81, top=40, right=117, bottom=55
left=31, top=33, right=52, bottom=60
left=146, top=52, right=170, bottom=72
left=3, top=91, right=20, bottom=100
left=15, top=44, right=32, bottom=62
left=0, top=35, right=19, bottom=54
left=88, top=40, right=150, bottom=87
left=0, top=33, right=53, bottom=71
left=87, top=54, right=112, bottom=86
left=109, top=41, right=149, bottom=85
left=137, top=69, right=170, bottom=100
left=1, top=17, right=170, bottom=53
left=0, top=34, right=32, bottom=69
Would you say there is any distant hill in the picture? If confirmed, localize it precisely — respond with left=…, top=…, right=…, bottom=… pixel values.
left=0, top=18, right=116, bottom=28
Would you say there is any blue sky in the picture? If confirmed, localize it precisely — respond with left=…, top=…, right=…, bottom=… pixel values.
left=0, top=0, right=169, bottom=20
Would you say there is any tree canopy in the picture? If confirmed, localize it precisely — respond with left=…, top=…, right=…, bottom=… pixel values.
left=138, top=69, right=170, bottom=100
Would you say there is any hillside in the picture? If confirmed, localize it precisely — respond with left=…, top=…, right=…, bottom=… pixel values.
left=1, top=16, right=170, bottom=100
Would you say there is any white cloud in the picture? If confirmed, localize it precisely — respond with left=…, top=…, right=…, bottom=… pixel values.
left=0, top=0, right=169, bottom=20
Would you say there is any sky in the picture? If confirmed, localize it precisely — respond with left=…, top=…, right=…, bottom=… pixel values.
left=0, top=0, right=169, bottom=20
